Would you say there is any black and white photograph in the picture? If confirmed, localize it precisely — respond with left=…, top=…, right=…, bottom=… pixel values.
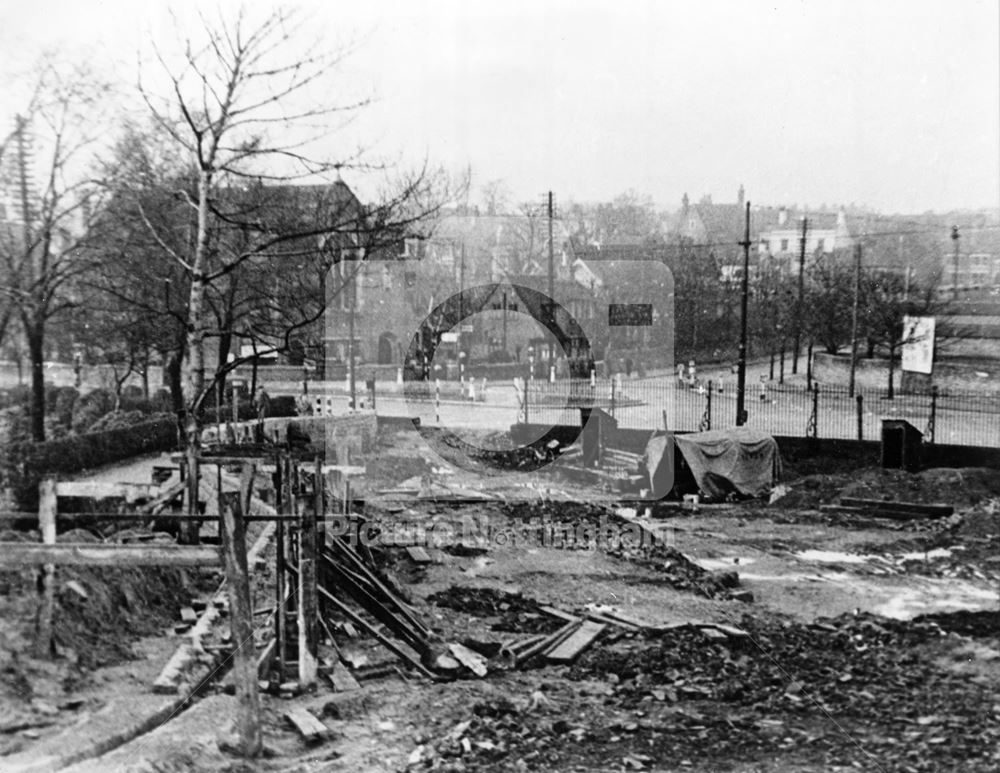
left=1, top=1, right=998, bottom=770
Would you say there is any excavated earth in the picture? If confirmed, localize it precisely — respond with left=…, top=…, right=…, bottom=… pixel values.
left=0, top=425, right=998, bottom=772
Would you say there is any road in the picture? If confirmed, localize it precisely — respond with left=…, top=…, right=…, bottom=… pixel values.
left=269, top=372, right=1000, bottom=447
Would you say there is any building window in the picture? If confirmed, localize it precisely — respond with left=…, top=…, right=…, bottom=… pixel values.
left=780, top=239, right=788, bottom=252
left=817, top=238, right=825, bottom=251
left=760, top=239, right=769, bottom=252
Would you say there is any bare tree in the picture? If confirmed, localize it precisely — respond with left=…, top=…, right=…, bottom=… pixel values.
left=0, top=58, right=110, bottom=440
left=480, top=179, right=510, bottom=215
left=135, top=5, right=457, bottom=449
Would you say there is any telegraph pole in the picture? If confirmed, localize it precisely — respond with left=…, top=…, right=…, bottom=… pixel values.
left=547, top=191, right=555, bottom=366
left=951, top=225, right=960, bottom=299
left=459, top=241, right=466, bottom=356
left=793, top=217, right=808, bottom=374
left=348, top=261, right=356, bottom=409
left=736, top=201, right=751, bottom=426
left=849, top=241, right=862, bottom=397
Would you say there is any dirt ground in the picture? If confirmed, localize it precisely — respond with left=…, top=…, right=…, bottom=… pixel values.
left=2, top=426, right=999, bottom=772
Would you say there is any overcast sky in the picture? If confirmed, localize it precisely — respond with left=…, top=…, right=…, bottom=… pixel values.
left=2, top=0, right=998, bottom=214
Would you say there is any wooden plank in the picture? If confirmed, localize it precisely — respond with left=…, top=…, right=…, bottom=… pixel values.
left=405, top=546, right=432, bottom=564
left=35, top=479, right=57, bottom=659
left=138, top=481, right=186, bottom=515
left=539, top=605, right=582, bottom=624
left=327, top=659, right=361, bottom=692
left=545, top=620, right=606, bottom=663
left=257, top=637, right=277, bottom=681
left=219, top=462, right=262, bottom=756
left=838, top=497, right=953, bottom=517
left=317, top=585, right=437, bottom=680
left=700, top=627, right=729, bottom=643
left=448, top=643, right=488, bottom=677
left=0, top=543, right=221, bottom=567
left=513, top=621, right=580, bottom=667
left=54, top=481, right=159, bottom=503
left=283, top=706, right=329, bottom=741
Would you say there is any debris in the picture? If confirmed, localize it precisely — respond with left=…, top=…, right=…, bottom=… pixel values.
left=448, top=642, right=488, bottom=677
left=405, top=546, right=432, bottom=564
left=57, top=579, right=88, bottom=601
left=768, top=484, right=789, bottom=504
left=284, top=706, right=330, bottom=742
left=179, top=606, right=198, bottom=623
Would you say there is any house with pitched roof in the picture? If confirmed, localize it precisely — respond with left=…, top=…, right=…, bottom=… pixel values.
left=755, top=207, right=853, bottom=276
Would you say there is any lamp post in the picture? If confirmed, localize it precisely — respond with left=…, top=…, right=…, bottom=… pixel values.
left=527, top=346, right=535, bottom=381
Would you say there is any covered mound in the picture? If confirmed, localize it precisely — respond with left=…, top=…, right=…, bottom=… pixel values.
left=673, top=428, right=782, bottom=499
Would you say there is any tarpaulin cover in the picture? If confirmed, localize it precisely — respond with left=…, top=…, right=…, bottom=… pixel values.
left=672, top=428, right=782, bottom=499
left=643, top=433, right=675, bottom=498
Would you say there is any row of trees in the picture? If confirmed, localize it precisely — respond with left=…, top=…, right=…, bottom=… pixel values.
left=750, top=250, right=946, bottom=394
left=0, top=7, right=457, bottom=443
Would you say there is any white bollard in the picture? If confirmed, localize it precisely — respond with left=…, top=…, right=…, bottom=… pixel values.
left=590, top=369, right=596, bottom=387
left=549, top=365, right=555, bottom=383
left=397, top=367, right=403, bottom=385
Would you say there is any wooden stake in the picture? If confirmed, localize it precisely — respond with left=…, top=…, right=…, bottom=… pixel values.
left=34, top=478, right=57, bottom=659
left=219, top=463, right=262, bottom=757
left=275, top=455, right=288, bottom=682
left=297, top=458, right=321, bottom=687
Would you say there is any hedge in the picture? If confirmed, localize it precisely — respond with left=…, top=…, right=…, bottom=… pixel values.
left=1, top=416, right=179, bottom=511
left=0, top=397, right=296, bottom=512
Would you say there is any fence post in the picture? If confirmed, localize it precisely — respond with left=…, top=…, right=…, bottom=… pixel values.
left=699, top=380, right=713, bottom=431
left=856, top=393, right=864, bottom=441
left=927, top=386, right=938, bottom=445
left=35, top=479, right=57, bottom=659
left=807, top=383, right=819, bottom=438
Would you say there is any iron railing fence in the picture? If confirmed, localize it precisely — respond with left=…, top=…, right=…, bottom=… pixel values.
left=520, top=376, right=1000, bottom=447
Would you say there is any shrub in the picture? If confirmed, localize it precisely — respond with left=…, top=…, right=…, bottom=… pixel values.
left=89, top=410, right=173, bottom=433
left=51, top=386, right=80, bottom=428
left=0, top=385, right=30, bottom=411
left=71, top=388, right=115, bottom=434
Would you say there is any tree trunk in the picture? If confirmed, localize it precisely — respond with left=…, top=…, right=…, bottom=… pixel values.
left=185, top=168, right=213, bottom=449
left=887, top=344, right=896, bottom=400
left=165, top=350, right=185, bottom=414
left=217, top=329, right=232, bottom=409
left=27, top=324, right=46, bottom=442
left=141, top=346, right=150, bottom=398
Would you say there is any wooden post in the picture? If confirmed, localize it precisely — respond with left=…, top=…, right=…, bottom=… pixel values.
left=219, top=463, right=262, bottom=757
left=34, top=478, right=57, bottom=659
left=297, top=458, right=321, bottom=687
left=275, top=455, right=287, bottom=681
left=182, top=446, right=200, bottom=545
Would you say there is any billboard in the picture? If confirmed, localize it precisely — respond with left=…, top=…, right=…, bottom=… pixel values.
left=901, top=315, right=935, bottom=375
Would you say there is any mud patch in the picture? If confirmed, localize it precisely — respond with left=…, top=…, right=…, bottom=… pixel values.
left=425, top=586, right=561, bottom=634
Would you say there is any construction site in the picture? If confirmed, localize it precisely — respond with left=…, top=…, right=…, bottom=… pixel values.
left=0, top=394, right=998, bottom=773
